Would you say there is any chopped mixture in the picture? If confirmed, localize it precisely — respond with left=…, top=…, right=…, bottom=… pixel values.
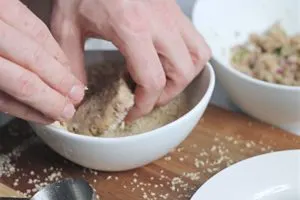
left=231, top=24, right=300, bottom=86
left=110, top=92, right=188, bottom=137
left=58, top=62, right=189, bottom=137
left=63, top=62, right=135, bottom=136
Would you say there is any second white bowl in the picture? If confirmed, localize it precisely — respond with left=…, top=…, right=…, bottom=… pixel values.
left=192, top=0, right=300, bottom=135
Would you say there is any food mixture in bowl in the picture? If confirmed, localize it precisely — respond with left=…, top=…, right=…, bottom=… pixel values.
left=231, top=24, right=300, bottom=86
left=56, top=62, right=189, bottom=138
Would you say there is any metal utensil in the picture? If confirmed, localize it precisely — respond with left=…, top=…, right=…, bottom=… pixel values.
left=0, top=178, right=96, bottom=200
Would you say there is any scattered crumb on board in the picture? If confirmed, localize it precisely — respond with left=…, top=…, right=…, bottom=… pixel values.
left=0, top=119, right=293, bottom=200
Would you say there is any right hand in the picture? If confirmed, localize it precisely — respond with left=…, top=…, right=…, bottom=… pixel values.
left=51, top=0, right=211, bottom=122
left=0, top=0, right=85, bottom=124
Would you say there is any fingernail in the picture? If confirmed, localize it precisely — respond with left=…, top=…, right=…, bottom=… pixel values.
left=61, top=103, right=76, bottom=120
left=69, top=85, right=85, bottom=102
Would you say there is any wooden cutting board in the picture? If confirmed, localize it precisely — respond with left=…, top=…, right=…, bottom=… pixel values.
left=0, top=183, right=23, bottom=197
left=1, top=105, right=300, bottom=199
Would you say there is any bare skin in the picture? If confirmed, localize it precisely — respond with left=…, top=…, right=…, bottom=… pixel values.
left=51, top=0, right=212, bottom=121
left=0, top=0, right=211, bottom=124
left=0, top=0, right=85, bottom=123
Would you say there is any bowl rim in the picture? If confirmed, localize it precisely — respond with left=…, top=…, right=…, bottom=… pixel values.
left=191, top=0, right=300, bottom=92
left=34, top=62, right=215, bottom=142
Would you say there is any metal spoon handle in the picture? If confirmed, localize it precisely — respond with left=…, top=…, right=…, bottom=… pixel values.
left=0, top=198, right=29, bottom=200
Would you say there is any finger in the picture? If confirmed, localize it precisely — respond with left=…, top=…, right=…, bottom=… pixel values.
left=0, top=56, right=76, bottom=121
left=0, top=20, right=85, bottom=104
left=179, top=14, right=212, bottom=74
left=51, top=3, right=86, bottom=84
left=0, top=91, right=53, bottom=124
left=154, top=31, right=195, bottom=106
left=0, top=0, right=70, bottom=68
left=112, top=32, right=166, bottom=121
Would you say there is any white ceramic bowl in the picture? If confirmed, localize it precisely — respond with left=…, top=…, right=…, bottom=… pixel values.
left=192, top=0, right=300, bottom=135
left=30, top=51, right=215, bottom=171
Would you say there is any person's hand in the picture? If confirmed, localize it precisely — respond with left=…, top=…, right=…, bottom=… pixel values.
left=51, top=0, right=211, bottom=121
left=0, top=0, right=85, bottom=124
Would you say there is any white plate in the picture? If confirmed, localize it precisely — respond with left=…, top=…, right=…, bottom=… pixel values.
left=191, top=150, right=300, bottom=200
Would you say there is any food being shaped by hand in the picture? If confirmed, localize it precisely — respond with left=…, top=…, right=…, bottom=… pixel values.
left=58, top=62, right=189, bottom=138
left=67, top=62, right=134, bottom=136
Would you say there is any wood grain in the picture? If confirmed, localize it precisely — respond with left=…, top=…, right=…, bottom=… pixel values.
left=0, top=184, right=23, bottom=197
left=0, top=105, right=300, bottom=199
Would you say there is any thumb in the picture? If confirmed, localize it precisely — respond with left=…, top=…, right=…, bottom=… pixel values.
left=51, top=4, right=87, bottom=84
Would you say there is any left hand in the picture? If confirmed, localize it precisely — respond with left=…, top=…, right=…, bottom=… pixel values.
left=51, top=0, right=211, bottom=121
